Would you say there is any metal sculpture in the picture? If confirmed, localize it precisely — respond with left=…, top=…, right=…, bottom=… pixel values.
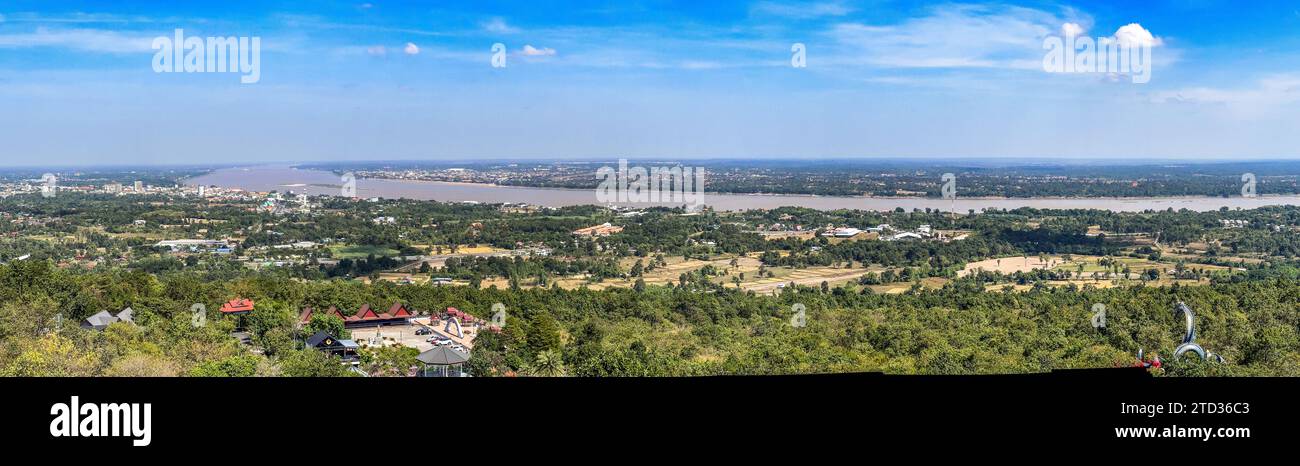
left=1172, top=301, right=1225, bottom=363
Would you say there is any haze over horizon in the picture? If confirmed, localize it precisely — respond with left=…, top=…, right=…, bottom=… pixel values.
left=3, top=0, right=1300, bottom=166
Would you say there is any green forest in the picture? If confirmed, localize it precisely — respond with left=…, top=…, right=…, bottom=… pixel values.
left=3, top=258, right=1297, bottom=377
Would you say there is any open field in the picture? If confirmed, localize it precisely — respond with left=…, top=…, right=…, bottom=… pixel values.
left=868, top=277, right=950, bottom=294
left=419, top=248, right=1250, bottom=296
left=962, top=253, right=1237, bottom=291
left=741, top=266, right=874, bottom=294
left=423, top=244, right=507, bottom=254
left=478, top=253, right=875, bottom=295
left=959, top=256, right=1058, bottom=276
left=329, top=244, right=400, bottom=258
left=355, top=272, right=431, bottom=285
left=960, top=254, right=1234, bottom=276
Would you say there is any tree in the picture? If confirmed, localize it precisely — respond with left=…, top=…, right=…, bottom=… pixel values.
left=526, top=350, right=567, bottom=377
left=1, top=334, right=100, bottom=377
left=189, top=355, right=262, bottom=377
left=361, top=345, right=419, bottom=377
left=278, top=349, right=351, bottom=377
left=527, top=312, right=564, bottom=354
left=306, top=313, right=348, bottom=340
left=105, top=353, right=180, bottom=377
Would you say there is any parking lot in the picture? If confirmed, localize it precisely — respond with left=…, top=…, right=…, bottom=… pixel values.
left=348, top=317, right=476, bottom=352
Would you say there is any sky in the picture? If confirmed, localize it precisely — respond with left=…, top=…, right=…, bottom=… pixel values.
left=1, top=0, right=1299, bottom=166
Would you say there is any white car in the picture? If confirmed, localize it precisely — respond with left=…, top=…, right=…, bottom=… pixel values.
left=450, top=344, right=466, bottom=352
left=434, top=338, right=453, bottom=346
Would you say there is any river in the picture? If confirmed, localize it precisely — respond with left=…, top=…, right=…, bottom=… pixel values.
left=185, top=166, right=1300, bottom=213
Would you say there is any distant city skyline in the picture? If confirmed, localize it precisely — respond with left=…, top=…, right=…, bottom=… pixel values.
left=3, top=1, right=1300, bottom=166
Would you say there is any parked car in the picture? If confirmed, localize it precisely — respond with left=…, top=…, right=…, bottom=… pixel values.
left=414, top=327, right=432, bottom=335
left=434, top=338, right=453, bottom=346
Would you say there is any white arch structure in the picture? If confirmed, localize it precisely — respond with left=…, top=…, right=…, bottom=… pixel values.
left=444, top=316, right=464, bottom=339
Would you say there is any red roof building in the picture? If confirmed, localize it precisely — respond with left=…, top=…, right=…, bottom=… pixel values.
left=352, top=304, right=380, bottom=321
left=220, top=298, right=255, bottom=314
left=300, top=303, right=415, bottom=328
left=444, top=307, right=482, bottom=324
left=298, top=306, right=346, bottom=325
left=388, top=303, right=413, bottom=318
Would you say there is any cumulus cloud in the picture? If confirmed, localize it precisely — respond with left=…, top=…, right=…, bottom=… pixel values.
left=1107, top=23, right=1163, bottom=47
left=482, top=17, right=519, bottom=34
left=520, top=44, right=556, bottom=56
left=403, top=42, right=419, bottom=55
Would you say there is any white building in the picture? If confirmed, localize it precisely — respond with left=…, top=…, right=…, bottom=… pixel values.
left=821, top=227, right=864, bottom=238
left=889, top=232, right=924, bottom=241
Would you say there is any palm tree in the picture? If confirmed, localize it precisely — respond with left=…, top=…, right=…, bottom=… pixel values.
left=527, top=350, right=567, bottom=377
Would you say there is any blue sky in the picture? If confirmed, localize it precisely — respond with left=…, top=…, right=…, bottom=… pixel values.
left=1, top=0, right=1299, bottom=166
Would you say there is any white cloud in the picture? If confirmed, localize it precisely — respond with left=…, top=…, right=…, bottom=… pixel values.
left=366, top=45, right=387, bottom=56
left=0, top=12, right=142, bottom=24
left=752, top=1, right=853, bottom=19
left=1061, top=22, right=1085, bottom=36
left=1154, top=75, right=1300, bottom=107
left=482, top=17, right=520, bottom=34
left=403, top=42, right=419, bottom=55
left=0, top=27, right=154, bottom=53
left=680, top=60, right=724, bottom=70
left=1108, top=23, right=1163, bottom=47
left=520, top=44, right=556, bottom=56
left=828, top=5, right=1065, bottom=69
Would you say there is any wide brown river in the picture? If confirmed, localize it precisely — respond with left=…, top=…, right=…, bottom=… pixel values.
left=187, top=166, right=1300, bottom=213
